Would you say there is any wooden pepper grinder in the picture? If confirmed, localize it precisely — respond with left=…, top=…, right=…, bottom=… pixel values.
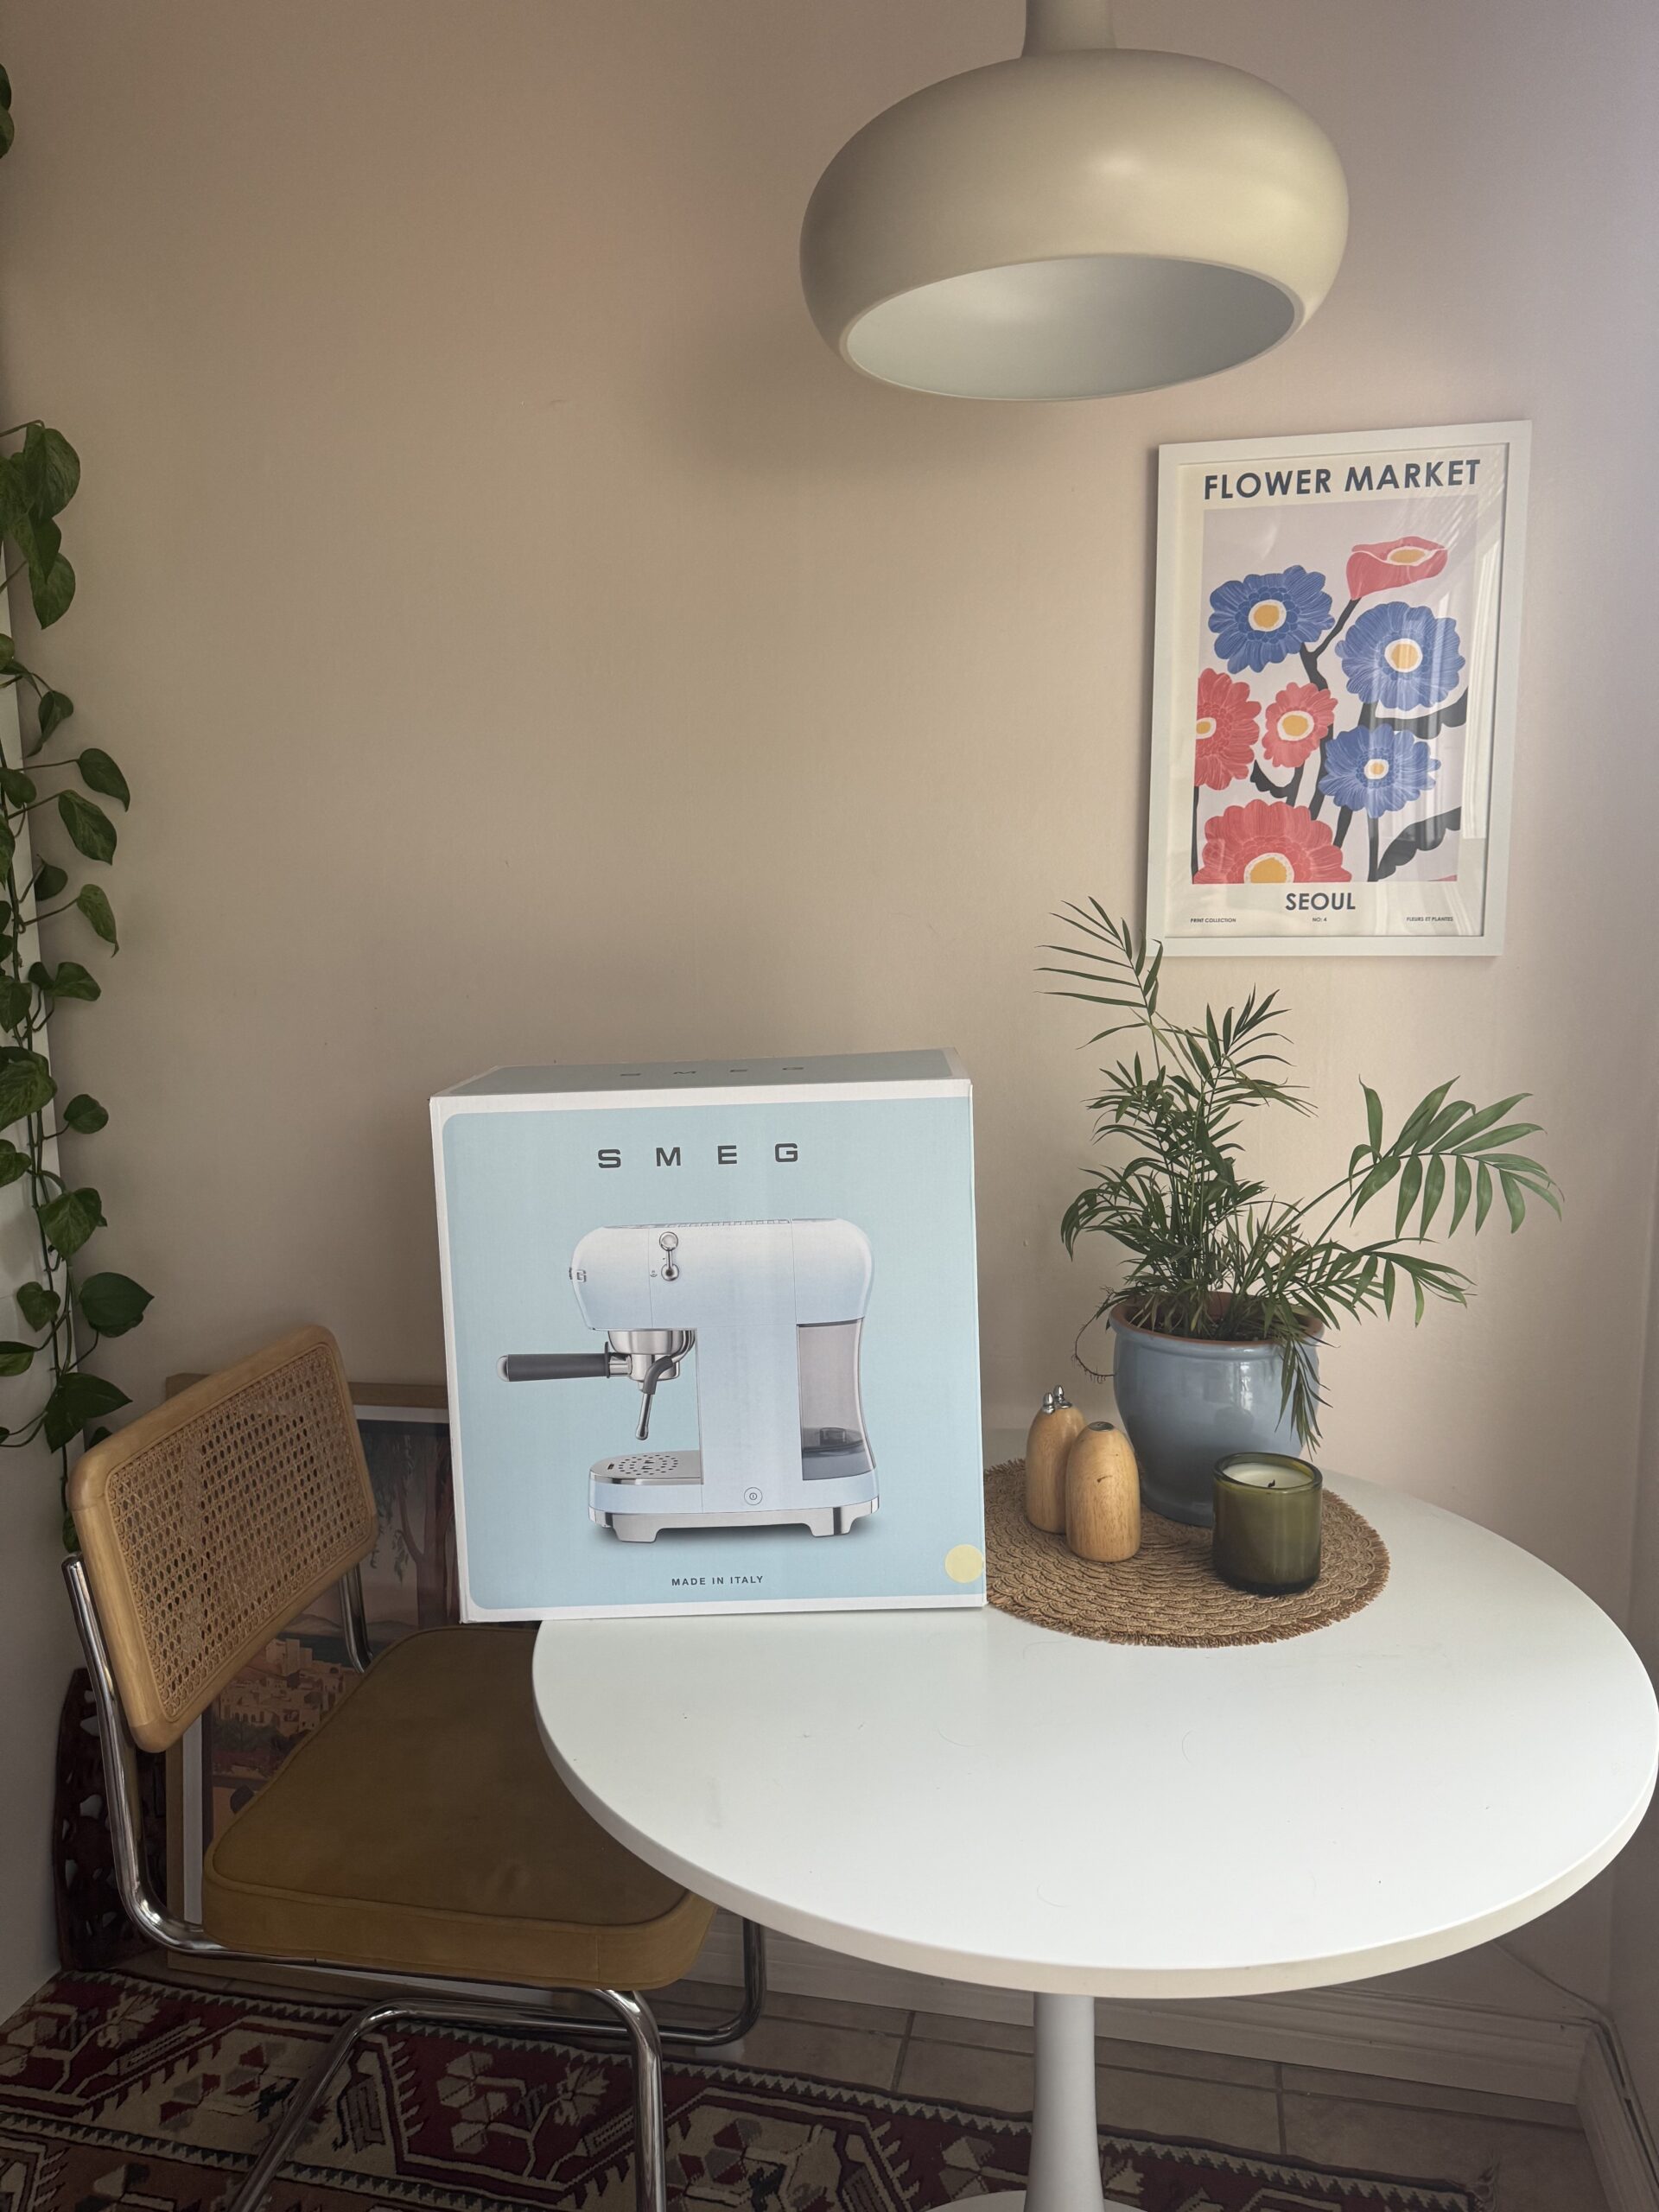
left=1065, top=1421, right=1141, bottom=1562
left=1025, top=1385, right=1086, bottom=1533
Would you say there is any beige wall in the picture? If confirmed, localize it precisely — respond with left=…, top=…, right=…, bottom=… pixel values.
left=2, top=0, right=1657, bottom=1999
left=1613, top=1226, right=1659, bottom=2116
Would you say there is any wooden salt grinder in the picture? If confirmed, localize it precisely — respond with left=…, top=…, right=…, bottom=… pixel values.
left=1025, top=1385, right=1086, bottom=1533
left=1065, top=1421, right=1141, bottom=1563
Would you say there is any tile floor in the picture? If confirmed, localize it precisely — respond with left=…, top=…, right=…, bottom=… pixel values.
left=664, top=1981, right=1611, bottom=2212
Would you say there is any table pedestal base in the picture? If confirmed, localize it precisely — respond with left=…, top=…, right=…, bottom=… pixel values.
left=968, top=1993, right=1129, bottom=2212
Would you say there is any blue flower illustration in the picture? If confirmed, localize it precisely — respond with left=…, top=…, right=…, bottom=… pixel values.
left=1208, top=566, right=1333, bottom=675
left=1337, top=601, right=1465, bottom=712
left=1318, top=725, right=1441, bottom=818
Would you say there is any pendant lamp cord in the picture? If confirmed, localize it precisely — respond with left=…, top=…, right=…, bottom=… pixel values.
left=1022, top=0, right=1116, bottom=54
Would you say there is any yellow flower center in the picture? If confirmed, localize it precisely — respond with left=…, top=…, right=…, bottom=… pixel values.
left=1384, top=637, right=1424, bottom=672
left=1363, top=756, right=1390, bottom=780
left=1389, top=544, right=1428, bottom=566
left=1277, top=710, right=1313, bottom=741
left=1249, top=599, right=1286, bottom=632
left=1196, top=716, right=1217, bottom=740
left=1244, top=854, right=1293, bottom=883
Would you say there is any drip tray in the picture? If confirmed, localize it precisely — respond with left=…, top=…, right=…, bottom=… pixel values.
left=599, top=1452, right=700, bottom=1485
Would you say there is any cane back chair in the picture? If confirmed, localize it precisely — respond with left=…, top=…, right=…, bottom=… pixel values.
left=64, top=1324, right=766, bottom=2212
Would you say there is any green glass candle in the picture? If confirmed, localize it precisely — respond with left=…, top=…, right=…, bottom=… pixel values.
left=1212, top=1454, right=1322, bottom=1594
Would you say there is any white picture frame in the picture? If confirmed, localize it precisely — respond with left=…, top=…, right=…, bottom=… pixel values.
left=1147, top=422, right=1530, bottom=957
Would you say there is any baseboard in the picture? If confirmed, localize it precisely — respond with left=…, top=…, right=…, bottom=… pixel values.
left=1580, top=2026, right=1659, bottom=2212
left=700, top=1915, right=1659, bottom=2208
left=694, top=1915, right=1591, bottom=2106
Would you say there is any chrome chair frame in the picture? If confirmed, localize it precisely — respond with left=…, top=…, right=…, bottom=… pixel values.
left=66, top=1555, right=767, bottom=2212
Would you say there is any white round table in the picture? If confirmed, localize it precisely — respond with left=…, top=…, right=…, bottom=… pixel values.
left=533, top=1473, right=1658, bottom=2212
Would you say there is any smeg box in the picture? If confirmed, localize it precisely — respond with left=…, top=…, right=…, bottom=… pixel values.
left=431, top=1052, right=983, bottom=1619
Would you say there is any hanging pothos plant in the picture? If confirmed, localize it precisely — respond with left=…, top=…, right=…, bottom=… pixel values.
left=0, top=62, right=149, bottom=1534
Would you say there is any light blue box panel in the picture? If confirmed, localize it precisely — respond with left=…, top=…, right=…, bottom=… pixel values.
left=433, top=1056, right=983, bottom=1620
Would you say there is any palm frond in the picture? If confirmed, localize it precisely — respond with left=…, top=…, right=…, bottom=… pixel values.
left=1045, top=904, right=1560, bottom=1450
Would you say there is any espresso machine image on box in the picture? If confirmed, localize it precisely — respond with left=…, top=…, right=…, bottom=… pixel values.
left=501, top=1217, right=879, bottom=1542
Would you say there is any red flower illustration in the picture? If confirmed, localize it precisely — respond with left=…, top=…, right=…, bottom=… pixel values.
left=1345, top=535, right=1448, bottom=600
left=1262, top=682, right=1336, bottom=768
left=1194, top=668, right=1259, bottom=790
left=1195, top=798, right=1351, bottom=885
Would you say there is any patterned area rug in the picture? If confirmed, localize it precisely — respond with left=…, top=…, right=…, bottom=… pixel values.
left=0, top=1971, right=1481, bottom=2212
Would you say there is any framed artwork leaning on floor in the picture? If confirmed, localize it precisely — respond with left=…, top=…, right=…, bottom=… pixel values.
left=1147, top=422, right=1530, bottom=957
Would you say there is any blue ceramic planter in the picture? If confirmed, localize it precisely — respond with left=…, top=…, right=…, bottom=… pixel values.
left=1108, top=1309, right=1313, bottom=1528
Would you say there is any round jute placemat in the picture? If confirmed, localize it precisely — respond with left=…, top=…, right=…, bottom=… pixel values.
left=984, top=1459, right=1389, bottom=1648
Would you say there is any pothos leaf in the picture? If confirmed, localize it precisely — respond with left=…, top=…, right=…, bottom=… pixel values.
left=36, top=690, right=73, bottom=742
left=19, top=423, right=80, bottom=519
left=74, top=883, right=118, bottom=948
left=78, top=749, right=129, bottom=809
left=0, top=1056, right=54, bottom=1130
left=57, top=789, right=115, bottom=863
left=29, top=551, right=76, bottom=629
left=75, top=1272, right=151, bottom=1336
left=43, top=1370, right=130, bottom=1452
left=16, top=1281, right=60, bottom=1332
left=41, top=960, right=100, bottom=1003
left=37, top=1185, right=105, bottom=1259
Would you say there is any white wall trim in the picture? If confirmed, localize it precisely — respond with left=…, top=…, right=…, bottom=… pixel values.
left=702, top=1917, right=1659, bottom=2207
left=0, top=584, right=77, bottom=2019
left=702, top=1913, right=1659, bottom=2210
left=1580, top=2025, right=1659, bottom=2212
left=696, top=1915, right=1591, bottom=2105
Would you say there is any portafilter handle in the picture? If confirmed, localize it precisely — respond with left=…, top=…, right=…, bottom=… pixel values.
left=498, top=1333, right=693, bottom=1440
left=499, top=1352, right=626, bottom=1382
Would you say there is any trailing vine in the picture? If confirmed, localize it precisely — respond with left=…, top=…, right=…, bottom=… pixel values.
left=0, top=63, right=150, bottom=1535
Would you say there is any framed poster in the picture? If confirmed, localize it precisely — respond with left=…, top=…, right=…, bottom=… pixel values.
left=165, top=1384, right=455, bottom=1909
left=1147, top=422, right=1529, bottom=957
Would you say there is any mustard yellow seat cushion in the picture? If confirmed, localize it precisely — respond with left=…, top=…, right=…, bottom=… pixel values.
left=201, top=1624, right=714, bottom=1990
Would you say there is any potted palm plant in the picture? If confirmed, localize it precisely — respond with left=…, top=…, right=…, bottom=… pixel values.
left=1045, top=903, right=1559, bottom=1524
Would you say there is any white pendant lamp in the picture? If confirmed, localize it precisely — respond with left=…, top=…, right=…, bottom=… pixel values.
left=800, top=0, right=1347, bottom=402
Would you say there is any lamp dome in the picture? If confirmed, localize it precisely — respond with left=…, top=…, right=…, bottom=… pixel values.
left=800, top=38, right=1348, bottom=402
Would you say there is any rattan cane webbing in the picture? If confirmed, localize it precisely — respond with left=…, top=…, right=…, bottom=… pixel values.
left=985, top=1459, right=1389, bottom=1648
left=70, top=1327, right=376, bottom=1751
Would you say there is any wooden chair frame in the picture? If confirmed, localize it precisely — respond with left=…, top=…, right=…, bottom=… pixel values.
left=66, top=1553, right=767, bottom=2212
